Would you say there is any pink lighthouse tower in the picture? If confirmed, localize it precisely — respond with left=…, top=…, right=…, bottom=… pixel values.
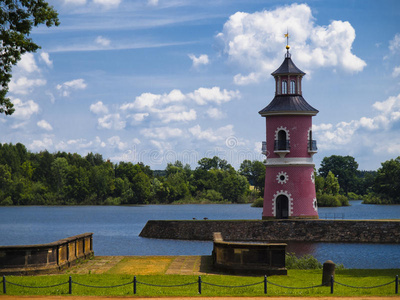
left=259, top=36, right=319, bottom=219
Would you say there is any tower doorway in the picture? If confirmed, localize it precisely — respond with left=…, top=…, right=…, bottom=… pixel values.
left=276, top=195, right=289, bottom=219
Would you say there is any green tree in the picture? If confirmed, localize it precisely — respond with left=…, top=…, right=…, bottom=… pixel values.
left=239, top=160, right=265, bottom=194
left=319, top=155, right=359, bottom=195
left=0, top=0, right=59, bottom=115
left=323, top=171, right=340, bottom=195
left=372, top=157, right=400, bottom=204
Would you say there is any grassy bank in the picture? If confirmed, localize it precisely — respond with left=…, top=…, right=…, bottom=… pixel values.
left=2, top=269, right=399, bottom=297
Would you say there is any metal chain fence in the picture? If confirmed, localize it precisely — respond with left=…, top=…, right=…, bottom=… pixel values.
left=1, top=274, right=399, bottom=295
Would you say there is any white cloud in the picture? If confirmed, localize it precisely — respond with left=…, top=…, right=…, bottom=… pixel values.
left=206, top=107, right=225, bottom=119
left=189, top=124, right=234, bottom=143
left=188, top=54, right=209, bottom=68
left=30, top=138, right=53, bottom=150
left=147, top=0, right=158, bottom=6
left=56, top=79, right=87, bottom=97
left=9, top=77, right=46, bottom=95
left=37, top=120, right=53, bottom=131
left=11, top=98, right=39, bottom=119
left=40, top=52, right=53, bottom=67
left=233, top=72, right=261, bottom=85
left=188, top=87, right=240, bottom=105
left=141, top=127, right=183, bottom=140
left=120, top=87, right=238, bottom=124
left=107, top=136, right=127, bottom=150
left=93, top=0, right=121, bottom=9
left=217, top=3, right=366, bottom=85
left=389, top=33, right=400, bottom=54
left=314, top=93, right=400, bottom=153
left=95, top=36, right=111, bottom=47
left=63, top=0, right=86, bottom=5
left=90, top=101, right=109, bottom=114
left=392, top=66, right=400, bottom=78
left=98, top=113, right=126, bottom=130
left=121, top=89, right=186, bottom=111
left=18, top=53, right=39, bottom=73
left=130, top=113, right=149, bottom=122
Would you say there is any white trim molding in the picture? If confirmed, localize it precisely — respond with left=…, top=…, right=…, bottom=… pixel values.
left=275, top=126, right=290, bottom=141
left=276, top=171, right=289, bottom=184
left=272, top=190, right=294, bottom=217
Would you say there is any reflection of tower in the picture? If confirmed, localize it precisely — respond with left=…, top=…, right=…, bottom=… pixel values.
left=259, top=36, right=319, bottom=219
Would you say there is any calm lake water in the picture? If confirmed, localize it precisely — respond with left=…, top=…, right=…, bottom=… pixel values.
left=0, top=201, right=399, bottom=269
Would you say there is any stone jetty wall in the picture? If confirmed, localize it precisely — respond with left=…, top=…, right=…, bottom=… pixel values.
left=139, top=220, right=400, bottom=243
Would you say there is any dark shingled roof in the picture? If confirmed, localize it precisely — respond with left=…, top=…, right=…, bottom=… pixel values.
left=259, top=95, right=318, bottom=116
left=271, top=56, right=305, bottom=76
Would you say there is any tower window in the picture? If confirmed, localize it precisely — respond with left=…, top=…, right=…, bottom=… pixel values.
left=282, top=80, right=287, bottom=94
left=290, top=80, right=296, bottom=94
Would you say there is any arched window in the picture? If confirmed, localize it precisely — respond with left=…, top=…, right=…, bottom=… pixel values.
left=282, top=80, right=287, bottom=94
left=277, top=130, right=287, bottom=150
left=290, top=80, right=296, bottom=94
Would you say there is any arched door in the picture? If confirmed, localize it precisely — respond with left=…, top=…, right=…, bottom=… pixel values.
left=276, top=195, right=289, bottom=219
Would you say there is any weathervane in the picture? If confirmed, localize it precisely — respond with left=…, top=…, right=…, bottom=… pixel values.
left=284, top=30, right=291, bottom=57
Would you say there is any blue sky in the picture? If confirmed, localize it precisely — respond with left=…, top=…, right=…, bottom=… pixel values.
left=1, top=0, right=400, bottom=171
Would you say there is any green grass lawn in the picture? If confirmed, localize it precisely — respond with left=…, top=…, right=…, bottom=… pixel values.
left=2, top=269, right=399, bottom=296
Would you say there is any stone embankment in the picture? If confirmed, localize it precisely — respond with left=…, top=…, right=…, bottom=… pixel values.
left=139, top=219, right=400, bottom=243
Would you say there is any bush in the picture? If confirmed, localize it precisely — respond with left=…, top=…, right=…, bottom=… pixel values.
left=0, top=196, right=13, bottom=206
left=286, top=253, right=322, bottom=269
left=251, top=197, right=264, bottom=207
left=347, top=192, right=363, bottom=200
left=317, top=193, right=340, bottom=207
left=337, top=194, right=349, bottom=206
left=317, top=193, right=349, bottom=207
left=362, top=192, right=391, bottom=204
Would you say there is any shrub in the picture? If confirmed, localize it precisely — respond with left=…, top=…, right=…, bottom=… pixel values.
left=347, top=192, right=363, bottom=200
left=337, top=194, right=349, bottom=206
left=317, top=193, right=340, bottom=207
left=286, top=253, right=322, bottom=269
left=251, top=197, right=264, bottom=207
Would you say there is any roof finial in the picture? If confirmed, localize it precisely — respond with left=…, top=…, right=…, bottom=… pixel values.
left=284, top=30, right=291, bottom=58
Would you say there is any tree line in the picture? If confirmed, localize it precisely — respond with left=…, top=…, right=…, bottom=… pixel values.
left=0, top=143, right=398, bottom=206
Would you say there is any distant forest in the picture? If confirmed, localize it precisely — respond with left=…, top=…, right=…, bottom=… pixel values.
left=0, top=143, right=398, bottom=206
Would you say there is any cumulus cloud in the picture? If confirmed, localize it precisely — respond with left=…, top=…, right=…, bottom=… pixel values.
left=18, top=53, right=39, bottom=73
left=120, top=87, right=238, bottom=124
left=188, top=54, right=209, bottom=68
left=141, top=127, right=183, bottom=140
left=93, top=0, right=121, bottom=9
left=108, top=136, right=127, bottom=150
left=188, top=87, right=240, bottom=105
left=389, top=33, right=400, bottom=54
left=189, top=124, right=234, bottom=143
left=9, top=77, right=46, bottom=95
left=129, top=113, right=149, bottom=122
left=392, top=66, right=400, bottom=78
left=30, top=137, right=53, bottom=150
left=313, top=93, right=400, bottom=153
left=40, top=52, right=53, bottom=67
left=217, top=3, right=366, bottom=84
left=56, top=79, right=87, bottom=97
left=90, top=101, right=109, bottom=114
left=95, top=36, right=111, bottom=47
left=37, top=120, right=53, bottom=131
left=11, top=98, right=39, bottom=119
left=98, top=113, right=126, bottom=130
left=147, top=0, right=158, bottom=6
left=206, top=107, right=225, bottom=119
left=63, top=0, right=86, bottom=4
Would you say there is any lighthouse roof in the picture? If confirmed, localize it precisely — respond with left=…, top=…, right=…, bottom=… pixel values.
left=259, top=95, right=318, bottom=116
left=271, top=56, right=305, bottom=76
